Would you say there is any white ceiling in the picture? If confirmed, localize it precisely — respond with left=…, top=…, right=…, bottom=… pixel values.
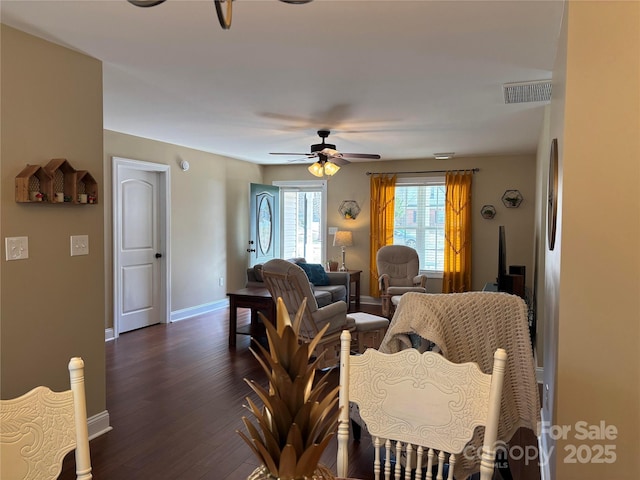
left=1, top=0, right=564, bottom=165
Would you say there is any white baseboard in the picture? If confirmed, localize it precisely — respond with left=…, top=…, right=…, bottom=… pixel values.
left=105, top=328, right=115, bottom=342
left=104, top=300, right=228, bottom=341
left=88, top=410, right=112, bottom=440
left=170, top=298, right=228, bottom=322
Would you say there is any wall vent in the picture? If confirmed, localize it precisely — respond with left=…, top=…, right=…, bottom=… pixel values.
left=503, top=80, right=552, bottom=104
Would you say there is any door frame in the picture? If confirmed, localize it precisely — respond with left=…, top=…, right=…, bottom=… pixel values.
left=112, top=157, right=171, bottom=338
left=273, top=180, right=328, bottom=263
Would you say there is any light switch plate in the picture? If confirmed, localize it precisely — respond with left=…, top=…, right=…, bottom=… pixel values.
left=5, top=236, right=29, bottom=261
left=70, top=235, right=89, bottom=256
left=328, top=227, right=338, bottom=235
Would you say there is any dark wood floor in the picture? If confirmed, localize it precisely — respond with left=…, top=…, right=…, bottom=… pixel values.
left=60, top=304, right=540, bottom=480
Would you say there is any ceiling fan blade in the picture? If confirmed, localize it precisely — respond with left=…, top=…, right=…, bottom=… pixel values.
left=330, top=157, right=351, bottom=167
left=270, top=152, right=313, bottom=156
left=286, top=156, right=316, bottom=163
left=340, top=153, right=381, bottom=159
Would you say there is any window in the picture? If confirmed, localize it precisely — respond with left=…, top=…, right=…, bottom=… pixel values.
left=393, top=177, right=445, bottom=273
left=274, top=181, right=327, bottom=264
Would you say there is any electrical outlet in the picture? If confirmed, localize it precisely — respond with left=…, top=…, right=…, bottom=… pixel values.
left=70, top=235, right=89, bottom=256
left=5, top=236, right=29, bottom=261
left=328, top=227, right=338, bottom=235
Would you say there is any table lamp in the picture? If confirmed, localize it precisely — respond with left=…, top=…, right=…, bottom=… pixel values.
left=333, top=230, right=353, bottom=272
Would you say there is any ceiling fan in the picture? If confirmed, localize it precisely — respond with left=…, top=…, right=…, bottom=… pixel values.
left=270, top=130, right=381, bottom=177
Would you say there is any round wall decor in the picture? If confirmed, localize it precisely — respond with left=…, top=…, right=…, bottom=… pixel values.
left=480, top=204, right=496, bottom=219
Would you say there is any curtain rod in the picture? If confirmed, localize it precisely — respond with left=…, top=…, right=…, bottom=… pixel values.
left=365, top=168, right=479, bottom=176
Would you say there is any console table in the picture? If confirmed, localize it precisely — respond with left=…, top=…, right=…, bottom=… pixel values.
left=227, top=287, right=275, bottom=347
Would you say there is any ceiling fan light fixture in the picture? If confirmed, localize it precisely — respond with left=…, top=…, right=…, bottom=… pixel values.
left=308, top=160, right=340, bottom=177
left=308, top=162, right=325, bottom=177
left=323, top=161, right=340, bottom=176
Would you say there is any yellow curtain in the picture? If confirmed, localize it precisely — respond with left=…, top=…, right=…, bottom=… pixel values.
left=443, top=171, right=472, bottom=293
left=369, top=174, right=396, bottom=296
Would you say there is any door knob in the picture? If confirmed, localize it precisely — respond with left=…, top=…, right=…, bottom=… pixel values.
left=155, top=253, right=163, bottom=258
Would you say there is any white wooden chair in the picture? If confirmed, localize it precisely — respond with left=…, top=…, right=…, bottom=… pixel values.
left=0, top=357, right=92, bottom=480
left=337, top=331, right=507, bottom=480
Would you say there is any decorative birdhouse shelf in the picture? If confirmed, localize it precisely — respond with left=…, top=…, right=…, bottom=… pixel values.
left=15, top=158, right=98, bottom=204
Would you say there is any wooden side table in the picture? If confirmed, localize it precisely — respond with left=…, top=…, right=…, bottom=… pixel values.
left=347, top=270, right=362, bottom=312
left=226, top=287, right=275, bottom=347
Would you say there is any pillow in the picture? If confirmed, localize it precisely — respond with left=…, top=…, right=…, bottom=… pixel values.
left=253, top=264, right=264, bottom=282
left=296, top=262, right=330, bottom=286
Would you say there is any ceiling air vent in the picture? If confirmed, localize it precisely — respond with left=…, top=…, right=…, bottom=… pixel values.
left=503, top=80, right=552, bottom=104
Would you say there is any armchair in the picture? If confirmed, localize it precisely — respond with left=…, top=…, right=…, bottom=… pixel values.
left=376, top=245, right=427, bottom=317
left=261, top=259, right=356, bottom=369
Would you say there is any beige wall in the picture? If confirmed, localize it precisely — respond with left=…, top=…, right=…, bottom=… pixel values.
left=532, top=105, right=552, bottom=367
left=1, top=26, right=106, bottom=416
left=542, top=2, right=640, bottom=478
left=263, top=154, right=537, bottom=296
left=104, top=131, right=263, bottom=329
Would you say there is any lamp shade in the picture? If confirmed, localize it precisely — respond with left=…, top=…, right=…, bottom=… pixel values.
left=333, top=230, right=353, bottom=247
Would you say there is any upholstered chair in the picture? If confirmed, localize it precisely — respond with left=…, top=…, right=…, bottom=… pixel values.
left=376, top=244, right=427, bottom=317
left=262, top=259, right=355, bottom=369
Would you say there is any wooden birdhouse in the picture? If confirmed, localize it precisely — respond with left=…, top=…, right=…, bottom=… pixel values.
left=44, top=158, right=77, bottom=203
left=15, top=165, right=53, bottom=203
left=76, top=171, right=98, bottom=204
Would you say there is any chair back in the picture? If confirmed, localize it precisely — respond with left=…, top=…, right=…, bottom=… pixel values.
left=376, top=245, right=421, bottom=287
left=337, top=331, right=506, bottom=480
left=0, top=357, right=92, bottom=480
left=262, top=259, right=320, bottom=340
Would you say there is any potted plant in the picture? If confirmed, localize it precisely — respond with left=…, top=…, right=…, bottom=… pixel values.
left=238, top=298, right=339, bottom=480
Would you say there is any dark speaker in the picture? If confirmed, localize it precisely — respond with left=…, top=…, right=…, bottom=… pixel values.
left=509, top=265, right=526, bottom=278
left=503, top=273, right=525, bottom=298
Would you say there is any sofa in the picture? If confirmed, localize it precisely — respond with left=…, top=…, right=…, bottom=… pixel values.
left=246, top=257, right=349, bottom=307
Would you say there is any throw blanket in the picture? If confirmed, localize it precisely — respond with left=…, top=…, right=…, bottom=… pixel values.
left=379, top=291, right=540, bottom=479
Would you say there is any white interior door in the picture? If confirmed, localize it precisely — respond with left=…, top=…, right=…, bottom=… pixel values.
left=114, top=159, right=170, bottom=334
